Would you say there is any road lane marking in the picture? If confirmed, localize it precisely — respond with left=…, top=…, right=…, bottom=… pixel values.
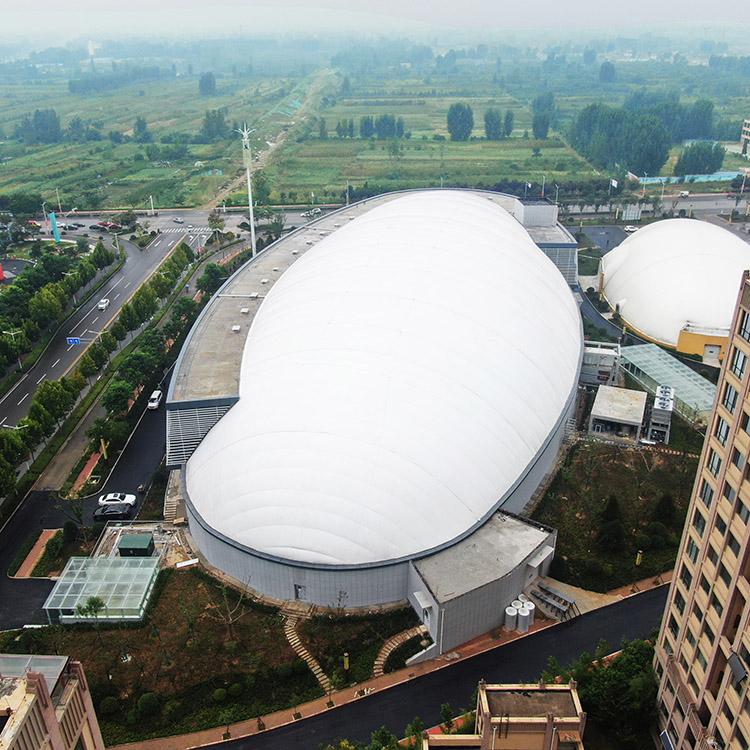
left=79, top=328, right=88, bottom=336
left=91, top=316, right=99, bottom=325
left=107, top=278, right=123, bottom=293
left=0, top=374, right=28, bottom=406
left=17, top=393, right=29, bottom=405
left=0, top=417, right=6, bottom=426
left=36, top=373, right=46, bottom=384
left=124, top=282, right=131, bottom=289
left=67, top=343, right=75, bottom=351
left=154, top=240, right=162, bottom=247
left=113, top=293, right=120, bottom=301
left=51, top=359, right=60, bottom=368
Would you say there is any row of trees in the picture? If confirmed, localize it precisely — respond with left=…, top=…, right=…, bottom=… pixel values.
left=482, top=108, right=514, bottom=140
left=0, top=243, right=196, bottom=498
left=449, top=104, right=529, bottom=141
left=674, top=141, right=726, bottom=176
left=0, top=240, right=115, bottom=376
left=68, top=66, right=161, bottom=95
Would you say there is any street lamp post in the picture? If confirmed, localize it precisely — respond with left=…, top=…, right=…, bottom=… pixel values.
left=236, top=124, right=257, bottom=258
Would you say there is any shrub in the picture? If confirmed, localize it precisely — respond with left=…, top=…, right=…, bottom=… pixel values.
left=126, top=709, right=138, bottom=725
left=634, top=532, right=652, bottom=551
left=646, top=521, right=670, bottom=549
left=212, top=688, right=227, bottom=703
left=45, top=532, right=64, bottom=559
left=228, top=682, right=243, bottom=698
left=99, top=696, right=120, bottom=716
left=162, top=699, right=181, bottom=721
left=63, top=521, right=78, bottom=544
left=137, top=692, right=160, bottom=718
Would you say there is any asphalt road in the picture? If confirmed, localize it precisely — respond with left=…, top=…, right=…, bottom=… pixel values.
left=0, top=234, right=178, bottom=427
left=212, top=586, right=668, bottom=750
left=0, top=374, right=169, bottom=629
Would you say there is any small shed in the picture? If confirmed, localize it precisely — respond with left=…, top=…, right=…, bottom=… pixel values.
left=118, top=533, right=155, bottom=558
left=588, top=385, right=647, bottom=444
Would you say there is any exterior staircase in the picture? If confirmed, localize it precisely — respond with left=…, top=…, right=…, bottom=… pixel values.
left=373, top=624, right=428, bottom=677
left=283, top=615, right=332, bottom=693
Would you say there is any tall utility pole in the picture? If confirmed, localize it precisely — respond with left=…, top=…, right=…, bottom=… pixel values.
left=237, top=124, right=257, bottom=257
left=55, top=187, right=62, bottom=214
left=149, top=195, right=155, bottom=216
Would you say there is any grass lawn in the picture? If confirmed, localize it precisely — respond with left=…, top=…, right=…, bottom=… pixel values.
left=266, top=135, right=598, bottom=200
left=384, top=634, right=431, bottom=674
left=31, top=530, right=95, bottom=577
left=300, top=607, right=420, bottom=686
left=0, top=74, right=315, bottom=208
left=532, top=440, right=698, bottom=592
left=0, top=568, right=321, bottom=745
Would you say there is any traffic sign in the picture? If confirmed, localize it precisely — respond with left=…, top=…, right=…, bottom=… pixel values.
left=66, top=337, right=81, bottom=346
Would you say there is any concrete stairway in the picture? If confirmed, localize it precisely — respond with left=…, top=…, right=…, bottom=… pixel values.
left=373, top=624, right=428, bottom=677
left=163, top=493, right=178, bottom=523
left=283, top=615, right=332, bottom=693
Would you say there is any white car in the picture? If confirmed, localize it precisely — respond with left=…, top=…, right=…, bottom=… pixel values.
left=173, top=217, right=184, bottom=224
left=147, top=390, right=163, bottom=410
left=98, top=492, right=137, bottom=507
left=97, top=298, right=110, bottom=311
left=623, top=225, right=638, bottom=233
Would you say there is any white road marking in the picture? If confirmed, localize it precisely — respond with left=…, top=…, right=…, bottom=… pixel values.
left=17, top=393, right=29, bottom=406
left=36, top=373, right=46, bottom=384
left=67, top=343, right=75, bottom=351
left=91, top=316, right=99, bottom=325
left=124, top=282, right=131, bottom=289
left=51, top=358, right=60, bottom=368
left=154, top=240, right=162, bottom=247
left=113, top=293, right=120, bottom=301
left=0, top=374, right=28, bottom=406
left=78, top=327, right=88, bottom=336
left=0, top=417, right=6, bottom=426
left=107, top=278, right=123, bottom=293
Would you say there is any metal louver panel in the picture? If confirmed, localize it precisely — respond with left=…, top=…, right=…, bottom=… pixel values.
left=167, top=403, right=235, bottom=467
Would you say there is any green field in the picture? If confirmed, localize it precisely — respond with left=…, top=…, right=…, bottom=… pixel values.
left=0, top=74, right=318, bottom=208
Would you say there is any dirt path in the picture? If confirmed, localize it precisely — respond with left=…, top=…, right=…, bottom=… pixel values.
left=205, top=69, right=334, bottom=211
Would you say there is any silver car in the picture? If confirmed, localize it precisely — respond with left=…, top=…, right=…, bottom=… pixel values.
left=98, top=492, right=137, bottom=507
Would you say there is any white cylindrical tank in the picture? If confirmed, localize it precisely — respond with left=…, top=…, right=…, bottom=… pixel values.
left=518, top=593, right=529, bottom=603
left=504, top=606, right=518, bottom=631
left=517, top=605, right=531, bottom=633
left=511, top=599, right=523, bottom=610
left=524, top=600, right=536, bottom=625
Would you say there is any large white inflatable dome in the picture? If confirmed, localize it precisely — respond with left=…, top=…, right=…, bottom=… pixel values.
left=185, top=191, right=582, bottom=567
left=601, top=219, right=750, bottom=346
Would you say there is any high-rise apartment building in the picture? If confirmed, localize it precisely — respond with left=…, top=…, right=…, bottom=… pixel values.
left=654, top=271, right=750, bottom=750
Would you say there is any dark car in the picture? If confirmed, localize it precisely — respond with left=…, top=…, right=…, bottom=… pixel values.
left=93, top=503, right=134, bottom=522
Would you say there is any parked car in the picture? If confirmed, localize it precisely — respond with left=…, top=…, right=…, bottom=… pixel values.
left=93, top=503, right=134, bottom=522
left=623, top=225, right=638, bottom=233
left=98, top=492, right=137, bottom=507
left=97, top=298, right=110, bottom=311
left=147, top=390, right=163, bottom=410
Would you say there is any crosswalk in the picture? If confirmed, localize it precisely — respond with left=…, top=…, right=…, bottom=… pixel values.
left=160, top=226, right=212, bottom=233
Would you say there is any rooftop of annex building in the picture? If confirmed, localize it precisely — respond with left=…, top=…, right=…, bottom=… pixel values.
left=168, top=189, right=573, bottom=407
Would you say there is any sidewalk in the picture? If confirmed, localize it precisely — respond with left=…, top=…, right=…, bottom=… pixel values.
left=12, top=529, right=59, bottom=578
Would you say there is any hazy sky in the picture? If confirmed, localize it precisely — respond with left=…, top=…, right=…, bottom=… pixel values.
left=1, top=0, right=746, bottom=42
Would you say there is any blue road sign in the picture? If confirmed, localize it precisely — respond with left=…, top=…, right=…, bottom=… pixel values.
left=66, top=337, right=81, bottom=346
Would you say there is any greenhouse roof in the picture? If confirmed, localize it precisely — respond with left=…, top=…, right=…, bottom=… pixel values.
left=43, top=557, right=160, bottom=622
left=620, top=344, right=716, bottom=415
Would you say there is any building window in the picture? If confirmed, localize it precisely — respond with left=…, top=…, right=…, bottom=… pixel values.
left=701, top=575, right=711, bottom=595
left=733, top=448, right=746, bottom=472
left=704, top=621, right=715, bottom=644
left=717, top=515, right=728, bottom=536
left=708, top=545, right=719, bottom=565
left=738, top=499, right=750, bottom=525
left=697, top=648, right=708, bottom=671
left=742, top=411, right=750, bottom=433
left=687, top=538, right=700, bottom=564
left=694, top=509, right=707, bottom=536
left=693, top=602, right=703, bottom=624
left=686, top=628, right=697, bottom=648
left=731, top=347, right=748, bottom=380
left=688, top=673, right=699, bottom=698
left=680, top=564, right=693, bottom=589
left=724, top=481, right=737, bottom=504
left=675, top=589, right=686, bottom=615
left=728, top=533, right=740, bottom=558
left=719, top=563, right=732, bottom=588
left=711, top=594, right=724, bottom=618
left=723, top=383, right=739, bottom=414
left=669, top=614, right=679, bottom=639
left=736, top=728, right=749, bottom=750
left=701, top=480, right=715, bottom=508
left=740, top=310, right=750, bottom=342
left=716, top=416, right=731, bottom=446
left=709, top=449, right=722, bottom=477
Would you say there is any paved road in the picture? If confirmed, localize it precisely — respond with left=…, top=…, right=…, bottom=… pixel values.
left=0, top=375, right=169, bottom=629
left=0, top=235, right=178, bottom=427
left=210, top=586, right=667, bottom=750
left=583, top=225, right=628, bottom=254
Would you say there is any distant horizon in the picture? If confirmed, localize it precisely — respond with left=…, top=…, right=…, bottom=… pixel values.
left=1, top=1, right=749, bottom=52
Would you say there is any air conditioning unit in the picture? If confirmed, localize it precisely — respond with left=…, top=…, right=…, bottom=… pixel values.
left=240, top=308, right=249, bottom=315
left=249, top=292, right=259, bottom=299
left=260, top=279, right=269, bottom=285
left=231, top=325, right=241, bottom=333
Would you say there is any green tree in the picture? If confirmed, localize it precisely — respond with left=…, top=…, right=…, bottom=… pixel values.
left=446, top=103, right=474, bottom=141
left=440, top=703, right=454, bottom=732
left=598, top=494, right=626, bottom=551
left=484, top=108, right=503, bottom=140
left=88, top=343, right=108, bottom=369
left=99, top=331, right=117, bottom=354
left=0, top=455, right=16, bottom=497
left=110, top=320, right=127, bottom=342
left=653, top=493, right=675, bottom=525
left=0, top=429, right=27, bottom=468
left=133, top=117, right=152, bottom=144
left=599, top=61, right=616, bottom=82
left=252, top=171, right=271, bottom=205
left=197, top=263, right=225, bottom=295
left=77, top=353, right=98, bottom=380
left=674, top=141, right=725, bottom=176
left=119, top=351, right=158, bottom=388
left=198, top=72, right=217, bottom=96
left=532, top=112, right=550, bottom=139
left=102, top=380, right=133, bottom=415
left=318, top=117, right=328, bottom=139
